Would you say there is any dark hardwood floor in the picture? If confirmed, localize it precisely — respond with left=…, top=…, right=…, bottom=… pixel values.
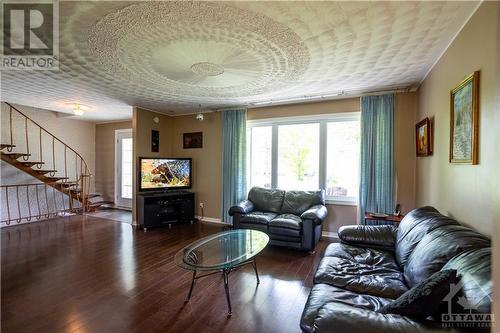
left=1, top=215, right=334, bottom=333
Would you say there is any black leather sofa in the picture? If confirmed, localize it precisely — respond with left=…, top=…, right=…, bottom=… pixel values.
left=229, top=187, right=327, bottom=252
left=300, top=206, right=492, bottom=333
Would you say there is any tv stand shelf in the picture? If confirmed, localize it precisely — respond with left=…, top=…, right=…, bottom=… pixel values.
left=137, top=191, right=195, bottom=231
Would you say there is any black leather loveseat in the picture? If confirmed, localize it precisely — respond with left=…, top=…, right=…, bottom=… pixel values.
left=229, top=187, right=327, bottom=252
left=301, top=206, right=492, bottom=333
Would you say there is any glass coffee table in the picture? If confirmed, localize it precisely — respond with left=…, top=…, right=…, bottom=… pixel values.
left=175, top=229, right=269, bottom=315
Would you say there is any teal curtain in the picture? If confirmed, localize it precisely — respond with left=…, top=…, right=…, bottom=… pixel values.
left=359, top=94, right=395, bottom=221
left=221, top=110, right=247, bottom=224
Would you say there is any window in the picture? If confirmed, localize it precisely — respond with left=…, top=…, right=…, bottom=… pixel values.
left=248, top=126, right=272, bottom=188
left=121, top=137, right=133, bottom=199
left=326, top=121, right=360, bottom=202
left=247, top=113, right=360, bottom=203
left=277, top=123, right=319, bottom=190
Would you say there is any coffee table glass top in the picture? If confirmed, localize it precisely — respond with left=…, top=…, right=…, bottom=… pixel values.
left=175, top=230, right=269, bottom=271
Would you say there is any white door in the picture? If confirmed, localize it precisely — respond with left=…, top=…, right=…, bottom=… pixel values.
left=115, top=129, right=133, bottom=209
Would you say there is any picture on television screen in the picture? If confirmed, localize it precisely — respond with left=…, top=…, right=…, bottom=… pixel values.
left=140, top=158, right=191, bottom=190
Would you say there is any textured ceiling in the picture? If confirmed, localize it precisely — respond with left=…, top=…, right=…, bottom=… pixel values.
left=1, top=1, right=479, bottom=121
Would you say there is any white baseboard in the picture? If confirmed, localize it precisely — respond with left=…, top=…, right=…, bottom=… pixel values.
left=195, top=216, right=231, bottom=225
left=322, top=231, right=339, bottom=240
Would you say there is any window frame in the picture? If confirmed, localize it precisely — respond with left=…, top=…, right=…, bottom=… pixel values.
left=247, top=112, right=360, bottom=206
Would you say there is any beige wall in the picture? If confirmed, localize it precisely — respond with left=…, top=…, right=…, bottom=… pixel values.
left=170, top=112, right=222, bottom=219
left=132, top=107, right=173, bottom=224
left=95, top=121, right=132, bottom=202
left=416, top=2, right=499, bottom=236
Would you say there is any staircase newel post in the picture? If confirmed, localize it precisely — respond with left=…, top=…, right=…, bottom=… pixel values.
left=8, top=106, right=13, bottom=152
left=81, top=175, right=86, bottom=213
left=38, top=127, right=43, bottom=169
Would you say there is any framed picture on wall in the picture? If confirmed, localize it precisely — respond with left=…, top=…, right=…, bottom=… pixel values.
left=415, top=117, right=432, bottom=156
left=151, top=130, right=159, bottom=152
left=183, top=132, right=203, bottom=149
left=449, top=71, right=480, bottom=164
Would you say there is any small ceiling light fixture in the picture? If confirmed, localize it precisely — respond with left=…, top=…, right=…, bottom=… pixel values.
left=73, top=103, right=88, bottom=116
left=153, top=116, right=160, bottom=124
left=196, top=104, right=204, bottom=122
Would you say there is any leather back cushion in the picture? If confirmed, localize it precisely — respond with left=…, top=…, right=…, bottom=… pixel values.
left=441, top=247, right=491, bottom=314
left=248, top=187, right=285, bottom=213
left=403, top=225, right=490, bottom=288
left=281, top=190, right=325, bottom=215
left=395, top=206, right=458, bottom=268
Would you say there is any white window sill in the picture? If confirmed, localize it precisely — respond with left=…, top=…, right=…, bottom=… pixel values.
left=325, top=199, right=358, bottom=207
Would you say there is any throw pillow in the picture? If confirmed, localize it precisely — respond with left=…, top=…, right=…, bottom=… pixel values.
left=378, top=269, right=457, bottom=318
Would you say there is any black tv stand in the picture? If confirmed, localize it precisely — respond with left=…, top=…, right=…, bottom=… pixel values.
left=137, top=191, right=195, bottom=231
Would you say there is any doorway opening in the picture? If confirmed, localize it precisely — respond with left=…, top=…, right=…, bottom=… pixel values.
left=115, top=129, right=133, bottom=209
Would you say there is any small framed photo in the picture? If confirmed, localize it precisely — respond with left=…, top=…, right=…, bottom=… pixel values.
left=183, top=132, right=203, bottom=149
left=151, top=130, right=159, bottom=153
left=450, top=71, right=480, bottom=164
left=416, top=117, right=432, bottom=156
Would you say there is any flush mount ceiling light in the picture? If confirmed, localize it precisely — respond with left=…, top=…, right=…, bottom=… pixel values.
left=72, top=103, right=89, bottom=116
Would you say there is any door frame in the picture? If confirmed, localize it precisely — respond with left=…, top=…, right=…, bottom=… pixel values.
left=114, top=129, right=133, bottom=209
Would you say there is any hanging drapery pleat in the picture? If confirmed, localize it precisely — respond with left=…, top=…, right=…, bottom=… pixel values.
left=359, top=94, right=395, bottom=223
left=220, top=109, right=247, bottom=224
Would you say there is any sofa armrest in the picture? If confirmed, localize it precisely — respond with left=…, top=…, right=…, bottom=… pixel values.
left=228, top=200, right=254, bottom=216
left=338, top=225, right=396, bottom=250
left=313, top=303, right=457, bottom=333
left=300, top=205, right=327, bottom=225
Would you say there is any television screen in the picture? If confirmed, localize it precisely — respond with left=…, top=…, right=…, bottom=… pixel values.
left=140, top=158, right=191, bottom=191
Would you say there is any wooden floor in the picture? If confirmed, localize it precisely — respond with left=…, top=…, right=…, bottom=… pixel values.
left=1, top=214, right=334, bottom=333
left=88, top=207, right=133, bottom=224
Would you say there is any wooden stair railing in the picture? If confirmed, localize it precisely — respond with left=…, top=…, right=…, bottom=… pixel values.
left=1, top=102, right=111, bottom=225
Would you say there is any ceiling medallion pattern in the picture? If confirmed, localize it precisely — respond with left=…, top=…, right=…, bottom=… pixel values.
left=190, top=62, right=224, bottom=77
left=88, top=1, right=310, bottom=99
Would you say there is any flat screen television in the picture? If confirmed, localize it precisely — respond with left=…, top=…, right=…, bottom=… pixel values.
left=139, top=157, right=192, bottom=191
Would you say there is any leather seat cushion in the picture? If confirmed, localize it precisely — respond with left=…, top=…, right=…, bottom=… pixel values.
left=300, top=283, right=391, bottom=333
left=268, top=214, right=302, bottom=238
left=314, top=256, right=408, bottom=299
left=240, top=211, right=277, bottom=225
left=324, top=243, right=400, bottom=270
left=269, top=214, right=302, bottom=230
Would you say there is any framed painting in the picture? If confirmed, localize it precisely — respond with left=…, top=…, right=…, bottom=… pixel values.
left=183, top=132, right=203, bottom=149
left=416, top=117, right=432, bottom=156
left=151, top=130, right=159, bottom=153
left=449, top=71, right=479, bottom=164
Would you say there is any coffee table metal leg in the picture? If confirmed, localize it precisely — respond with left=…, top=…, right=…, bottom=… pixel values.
left=223, top=269, right=232, bottom=315
left=187, top=270, right=197, bottom=301
left=252, top=258, right=260, bottom=284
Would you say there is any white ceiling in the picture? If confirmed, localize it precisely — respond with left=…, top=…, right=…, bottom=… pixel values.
left=1, top=1, right=479, bottom=121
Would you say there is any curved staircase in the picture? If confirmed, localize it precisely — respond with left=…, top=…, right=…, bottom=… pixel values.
left=1, top=102, right=111, bottom=225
